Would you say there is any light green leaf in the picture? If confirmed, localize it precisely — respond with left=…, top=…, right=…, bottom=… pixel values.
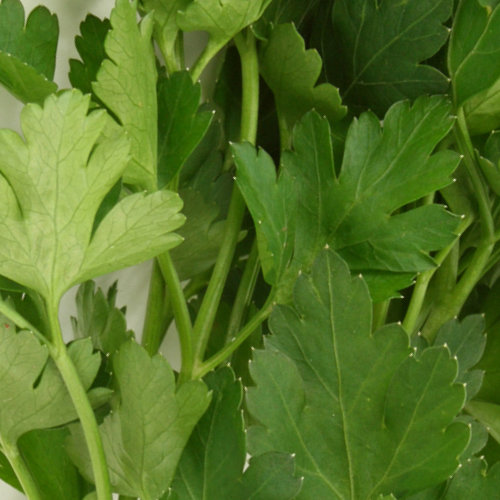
left=68, top=340, right=211, bottom=499
left=0, top=0, right=58, bottom=103
left=171, top=367, right=301, bottom=500
left=0, top=324, right=105, bottom=446
left=444, top=457, right=500, bottom=499
left=93, top=0, right=158, bottom=190
left=157, top=71, right=213, bottom=187
left=466, top=400, right=500, bottom=444
left=0, top=90, right=184, bottom=303
left=435, top=316, right=486, bottom=400
left=177, top=0, right=272, bottom=76
left=260, top=23, right=346, bottom=131
left=246, top=250, right=469, bottom=498
left=69, top=14, right=111, bottom=95
left=71, top=281, right=133, bottom=355
left=140, top=0, right=190, bottom=73
left=234, top=97, right=460, bottom=301
left=449, top=0, right=500, bottom=133
left=331, top=0, right=451, bottom=115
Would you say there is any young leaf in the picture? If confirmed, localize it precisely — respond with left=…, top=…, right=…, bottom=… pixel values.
left=177, top=0, right=272, bottom=76
left=170, top=367, right=301, bottom=500
left=0, top=324, right=107, bottom=447
left=69, top=14, right=111, bottom=95
left=0, top=0, right=58, bottom=103
left=449, top=0, right=500, bottom=133
left=71, top=281, right=133, bottom=355
left=140, top=0, right=190, bottom=73
left=67, top=340, right=211, bottom=499
left=246, top=250, right=469, bottom=498
left=466, top=400, right=500, bottom=445
left=444, top=457, right=500, bottom=499
left=93, top=0, right=158, bottom=190
left=157, top=72, right=213, bottom=187
left=0, top=90, right=184, bottom=303
left=331, top=0, right=452, bottom=114
left=434, top=315, right=486, bottom=400
left=234, top=97, right=460, bottom=301
left=260, top=23, right=346, bottom=131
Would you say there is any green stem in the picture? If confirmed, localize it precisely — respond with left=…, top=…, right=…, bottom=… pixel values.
left=190, top=40, right=224, bottom=82
left=142, top=261, right=168, bottom=356
left=277, top=108, right=291, bottom=152
left=157, top=252, right=193, bottom=384
left=193, top=293, right=275, bottom=379
left=226, top=240, right=260, bottom=341
left=47, top=304, right=112, bottom=500
left=0, top=297, right=46, bottom=345
left=1, top=441, right=42, bottom=500
left=403, top=216, right=472, bottom=336
left=372, top=300, right=390, bottom=332
left=190, top=29, right=259, bottom=375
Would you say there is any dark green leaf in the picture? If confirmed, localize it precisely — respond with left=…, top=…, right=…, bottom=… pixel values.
left=435, top=315, right=486, bottom=399
left=68, top=340, right=211, bottom=499
left=157, top=71, right=213, bottom=187
left=444, top=457, right=500, bottom=499
left=0, top=0, right=58, bottom=103
left=260, top=23, right=346, bottom=132
left=246, top=250, right=468, bottom=498
left=69, top=14, right=111, bottom=95
left=71, top=281, right=133, bottom=355
left=331, top=0, right=451, bottom=114
left=449, top=0, right=500, bottom=133
left=234, top=97, right=460, bottom=302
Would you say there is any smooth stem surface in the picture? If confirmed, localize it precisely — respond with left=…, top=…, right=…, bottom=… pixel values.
left=190, top=40, right=223, bottom=82
left=142, top=261, right=168, bottom=355
left=2, top=441, right=42, bottom=500
left=47, top=304, right=112, bottom=500
left=226, top=240, right=260, bottom=341
left=194, top=293, right=275, bottom=379
left=191, top=29, right=259, bottom=375
left=157, top=252, right=193, bottom=384
left=0, top=297, right=46, bottom=345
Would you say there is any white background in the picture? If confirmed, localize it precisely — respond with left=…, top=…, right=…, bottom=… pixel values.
left=0, top=0, right=181, bottom=498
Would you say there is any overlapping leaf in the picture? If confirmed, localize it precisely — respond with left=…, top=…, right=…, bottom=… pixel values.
left=449, top=0, right=500, bottom=133
left=0, top=90, right=184, bottom=303
left=157, top=71, right=213, bottom=187
left=177, top=0, right=272, bottom=74
left=0, top=321, right=108, bottom=447
left=170, top=367, right=301, bottom=500
left=71, top=281, right=133, bottom=355
left=0, top=0, right=58, bottom=103
left=233, top=97, right=460, bottom=301
left=246, top=250, right=469, bottom=498
left=69, top=14, right=111, bottom=95
left=260, top=23, right=346, bottom=135
left=140, top=0, right=190, bottom=73
left=67, top=340, right=211, bottom=499
left=331, top=0, right=452, bottom=114
left=93, top=0, right=158, bottom=190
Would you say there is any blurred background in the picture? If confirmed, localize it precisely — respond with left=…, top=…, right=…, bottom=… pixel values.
left=0, top=1, right=163, bottom=498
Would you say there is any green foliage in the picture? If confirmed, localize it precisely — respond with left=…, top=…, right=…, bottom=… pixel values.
left=3, top=0, right=500, bottom=498
left=246, top=250, right=469, bottom=498
left=0, top=0, right=58, bottom=103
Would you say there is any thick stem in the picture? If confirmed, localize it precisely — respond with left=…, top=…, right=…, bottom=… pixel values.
left=141, top=261, right=168, bottom=356
left=190, top=30, right=260, bottom=375
left=47, top=304, right=112, bottom=500
left=157, top=252, right=193, bottom=384
left=1, top=441, right=42, bottom=500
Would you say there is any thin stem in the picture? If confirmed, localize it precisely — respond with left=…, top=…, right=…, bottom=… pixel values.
left=190, top=29, right=260, bottom=375
left=47, top=304, right=112, bottom=500
left=1, top=441, right=42, bottom=500
left=372, top=300, right=390, bottom=332
left=141, top=261, right=168, bottom=356
left=0, top=296, right=47, bottom=345
left=193, top=293, right=275, bottom=379
left=277, top=108, right=291, bottom=152
left=157, top=252, right=193, bottom=384
left=190, top=40, right=224, bottom=82
left=226, top=240, right=260, bottom=341
left=403, top=216, right=472, bottom=335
